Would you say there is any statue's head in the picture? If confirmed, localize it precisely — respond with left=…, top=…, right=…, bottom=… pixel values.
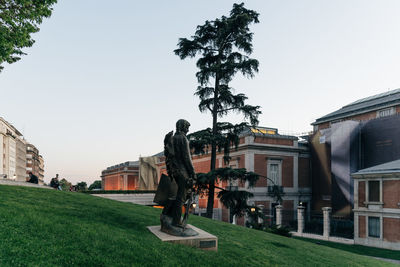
left=176, top=119, right=190, bottom=134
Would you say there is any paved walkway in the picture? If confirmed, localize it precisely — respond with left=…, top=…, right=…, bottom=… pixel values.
left=0, top=179, right=52, bottom=189
left=290, top=231, right=354, bottom=245
left=93, top=193, right=156, bottom=206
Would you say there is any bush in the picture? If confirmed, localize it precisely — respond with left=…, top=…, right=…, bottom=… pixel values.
left=265, top=225, right=292, bottom=237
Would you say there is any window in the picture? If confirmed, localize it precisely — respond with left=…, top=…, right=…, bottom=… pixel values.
left=270, top=164, right=279, bottom=185
left=268, top=159, right=282, bottom=186
left=368, top=217, right=380, bottom=238
left=368, top=181, right=380, bottom=202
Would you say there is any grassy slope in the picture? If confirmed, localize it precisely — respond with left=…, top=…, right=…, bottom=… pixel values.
left=0, top=185, right=395, bottom=267
left=295, top=237, right=400, bottom=261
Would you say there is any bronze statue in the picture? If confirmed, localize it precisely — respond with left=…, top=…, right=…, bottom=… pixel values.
left=154, top=119, right=198, bottom=236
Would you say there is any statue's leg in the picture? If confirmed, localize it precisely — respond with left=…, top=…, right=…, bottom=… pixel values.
left=171, top=174, right=187, bottom=227
left=162, top=199, right=174, bottom=215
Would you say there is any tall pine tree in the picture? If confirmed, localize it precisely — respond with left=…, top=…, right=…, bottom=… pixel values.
left=174, top=3, right=261, bottom=218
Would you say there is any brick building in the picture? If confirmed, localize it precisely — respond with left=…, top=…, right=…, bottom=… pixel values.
left=353, top=159, right=400, bottom=250
left=310, top=89, right=400, bottom=215
left=157, top=126, right=311, bottom=226
left=101, top=161, right=140, bottom=190
left=101, top=155, right=160, bottom=191
left=312, top=88, right=400, bottom=131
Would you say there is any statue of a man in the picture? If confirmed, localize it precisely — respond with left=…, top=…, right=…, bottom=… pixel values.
left=156, top=119, right=198, bottom=236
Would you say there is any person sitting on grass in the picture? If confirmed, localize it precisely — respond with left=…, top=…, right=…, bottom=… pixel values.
left=50, top=174, right=62, bottom=190
left=27, top=172, right=38, bottom=184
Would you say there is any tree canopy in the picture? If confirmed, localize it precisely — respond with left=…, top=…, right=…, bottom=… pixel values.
left=88, top=180, right=102, bottom=191
left=0, top=0, right=57, bottom=72
left=175, top=3, right=261, bottom=218
left=75, top=181, right=87, bottom=192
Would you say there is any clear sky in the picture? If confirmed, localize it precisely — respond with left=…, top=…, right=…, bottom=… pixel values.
left=1, top=1, right=400, bottom=185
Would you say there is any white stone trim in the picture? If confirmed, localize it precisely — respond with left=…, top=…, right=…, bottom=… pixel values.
left=293, top=155, right=298, bottom=191
left=247, top=149, right=298, bottom=157
left=354, top=209, right=400, bottom=218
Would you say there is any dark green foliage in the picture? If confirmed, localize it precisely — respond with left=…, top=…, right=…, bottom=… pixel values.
left=88, top=180, right=102, bottom=191
left=195, top=167, right=259, bottom=217
left=0, top=185, right=392, bottom=266
left=246, top=205, right=268, bottom=230
left=188, top=122, right=248, bottom=164
left=212, top=167, right=259, bottom=187
left=75, top=181, right=87, bottom=192
left=267, top=184, right=285, bottom=204
left=175, top=2, right=261, bottom=218
left=218, top=189, right=253, bottom=217
left=0, top=0, right=57, bottom=71
left=59, top=178, right=71, bottom=191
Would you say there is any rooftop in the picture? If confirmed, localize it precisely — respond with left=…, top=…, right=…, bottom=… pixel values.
left=106, top=161, right=139, bottom=171
left=240, top=126, right=298, bottom=140
left=313, top=88, right=400, bottom=125
left=352, top=158, right=400, bottom=176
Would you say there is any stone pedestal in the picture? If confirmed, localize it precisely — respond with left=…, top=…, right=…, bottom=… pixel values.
left=297, top=206, right=305, bottom=234
left=147, top=224, right=218, bottom=251
left=322, top=207, right=332, bottom=238
left=275, top=205, right=282, bottom=227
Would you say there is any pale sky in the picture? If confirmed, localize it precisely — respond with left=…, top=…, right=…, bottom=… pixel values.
left=1, top=1, right=400, bottom=185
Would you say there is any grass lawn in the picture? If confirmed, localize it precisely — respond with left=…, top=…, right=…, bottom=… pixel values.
left=0, top=185, right=396, bottom=266
left=294, top=236, right=400, bottom=261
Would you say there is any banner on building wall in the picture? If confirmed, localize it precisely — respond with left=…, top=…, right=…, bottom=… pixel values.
left=310, top=129, right=332, bottom=211
left=139, top=156, right=159, bottom=190
left=330, top=120, right=360, bottom=213
left=361, top=114, right=400, bottom=168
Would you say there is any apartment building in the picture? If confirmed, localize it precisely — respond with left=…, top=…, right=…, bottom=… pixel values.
left=0, top=117, right=22, bottom=179
left=26, top=143, right=42, bottom=183
left=16, top=137, right=27, bottom=181
left=38, top=155, right=44, bottom=183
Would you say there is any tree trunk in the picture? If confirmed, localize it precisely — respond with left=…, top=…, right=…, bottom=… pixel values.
left=205, top=74, right=219, bottom=218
